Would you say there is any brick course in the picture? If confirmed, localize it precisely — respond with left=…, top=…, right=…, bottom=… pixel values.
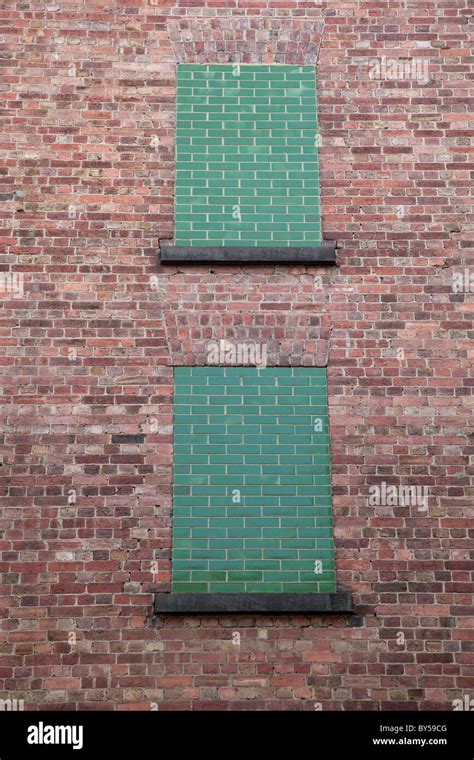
left=0, top=0, right=472, bottom=711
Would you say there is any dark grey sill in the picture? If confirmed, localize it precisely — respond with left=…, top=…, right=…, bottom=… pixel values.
left=154, top=592, right=353, bottom=615
left=160, top=243, right=337, bottom=264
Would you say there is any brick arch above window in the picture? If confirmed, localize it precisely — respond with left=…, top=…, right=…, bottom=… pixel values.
left=167, top=14, right=325, bottom=66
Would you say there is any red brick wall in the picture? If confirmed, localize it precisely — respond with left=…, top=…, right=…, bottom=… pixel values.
left=1, top=0, right=472, bottom=710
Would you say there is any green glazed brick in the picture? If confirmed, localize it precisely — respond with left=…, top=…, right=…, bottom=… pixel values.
left=194, top=445, right=226, bottom=455
left=244, top=476, right=279, bottom=486
left=175, top=475, right=209, bottom=485
left=297, top=527, right=334, bottom=538
left=173, top=517, right=209, bottom=528
left=211, top=539, right=245, bottom=549
left=227, top=425, right=261, bottom=435
left=191, top=549, right=226, bottom=560
left=228, top=549, right=261, bottom=559
left=192, top=506, right=226, bottom=518
left=245, top=517, right=279, bottom=527
left=226, top=527, right=263, bottom=539
left=172, top=367, right=335, bottom=592
left=261, top=444, right=295, bottom=454
left=192, top=527, right=227, bottom=538
left=173, top=484, right=191, bottom=496
left=174, top=497, right=209, bottom=508
left=246, top=497, right=288, bottom=508
left=174, top=455, right=209, bottom=465
left=228, top=571, right=263, bottom=582
left=212, top=518, right=245, bottom=528
left=241, top=535, right=278, bottom=546
left=265, top=548, right=300, bottom=560
left=172, top=583, right=209, bottom=592
left=175, top=65, right=321, bottom=246
left=229, top=466, right=262, bottom=476
left=261, top=506, right=297, bottom=517
left=282, top=559, right=334, bottom=571
left=263, top=571, right=299, bottom=582
left=209, top=560, right=244, bottom=571
left=173, top=538, right=208, bottom=550
left=281, top=583, right=319, bottom=593
left=192, top=571, right=227, bottom=582
left=209, top=583, right=247, bottom=593
left=262, top=527, right=298, bottom=538
left=172, top=571, right=194, bottom=582
left=211, top=435, right=243, bottom=444
left=245, top=583, right=286, bottom=593
left=173, top=559, right=209, bottom=570
left=246, top=560, right=281, bottom=570
left=172, top=549, right=190, bottom=560
left=225, top=506, right=261, bottom=518
left=299, top=572, right=336, bottom=584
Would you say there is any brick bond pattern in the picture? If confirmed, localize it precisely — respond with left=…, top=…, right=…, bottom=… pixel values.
left=173, top=367, right=334, bottom=592
left=0, top=0, right=472, bottom=710
left=175, top=64, right=321, bottom=246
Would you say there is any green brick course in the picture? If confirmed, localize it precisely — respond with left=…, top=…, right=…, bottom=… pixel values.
left=172, top=367, right=335, bottom=593
left=175, top=64, right=321, bottom=247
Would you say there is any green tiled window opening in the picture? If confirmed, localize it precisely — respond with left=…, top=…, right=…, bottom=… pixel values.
left=172, top=367, right=336, bottom=593
left=175, top=64, right=322, bottom=247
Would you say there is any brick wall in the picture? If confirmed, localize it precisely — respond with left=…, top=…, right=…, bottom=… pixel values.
left=1, top=0, right=472, bottom=711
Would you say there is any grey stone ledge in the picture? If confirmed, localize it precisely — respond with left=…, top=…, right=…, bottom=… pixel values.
left=160, top=243, right=337, bottom=264
left=154, top=592, right=353, bottom=615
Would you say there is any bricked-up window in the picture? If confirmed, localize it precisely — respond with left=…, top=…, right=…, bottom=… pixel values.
left=174, top=64, right=322, bottom=248
left=172, top=367, right=335, bottom=593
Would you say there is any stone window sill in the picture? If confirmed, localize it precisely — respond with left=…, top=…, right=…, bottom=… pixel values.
left=160, top=243, right=337, bottom=264
left=154, top=592, right=353, bottom=615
